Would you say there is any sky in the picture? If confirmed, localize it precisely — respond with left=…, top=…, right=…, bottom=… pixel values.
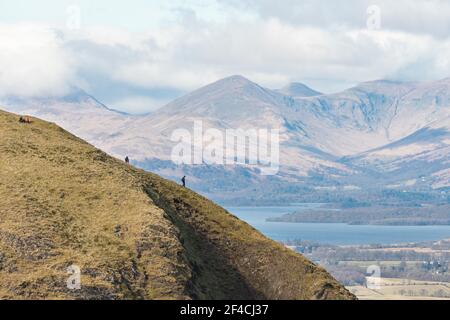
left=0, top=0, right=449, bottom=113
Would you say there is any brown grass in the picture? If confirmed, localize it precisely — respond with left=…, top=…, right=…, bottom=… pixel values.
left=0, top=109, right=355, bottom=300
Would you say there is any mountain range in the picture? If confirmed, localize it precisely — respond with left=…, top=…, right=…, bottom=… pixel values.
left=1, top=75, right=449, bottom=204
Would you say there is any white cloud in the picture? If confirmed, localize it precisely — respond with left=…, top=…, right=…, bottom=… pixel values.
left=220, top=0, right=450, bottom=38
left=0, top=1, right=449, bottom=113
left=110, top=95, right=172, bottom=114
left=0, top=23, right=75, bottom=97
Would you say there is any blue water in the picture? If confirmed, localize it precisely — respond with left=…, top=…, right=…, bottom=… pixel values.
left=224, top=204, right=450, bottom=245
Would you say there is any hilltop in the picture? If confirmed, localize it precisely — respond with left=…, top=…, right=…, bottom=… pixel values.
left=0, top=109, right=354, bottom=300
left=276, top=82, right=323, bottom=97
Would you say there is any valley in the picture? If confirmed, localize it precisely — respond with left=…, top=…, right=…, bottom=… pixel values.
left=295, top=239, right=450, bottom=300
left=226, top=205, right=450, bottom=300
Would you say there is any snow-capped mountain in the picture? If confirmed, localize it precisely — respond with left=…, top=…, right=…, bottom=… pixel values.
left=1, top=75, right=449, bottom=201
left=108, top=75, right=357, bottom=177
left=348, top=116, right=450, bottom=189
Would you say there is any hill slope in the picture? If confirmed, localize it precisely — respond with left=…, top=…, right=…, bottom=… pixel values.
left=0, top=109, right=354, bottom=300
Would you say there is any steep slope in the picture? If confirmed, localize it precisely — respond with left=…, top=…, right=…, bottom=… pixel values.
left=0, top=109, right=354, bottom=300
left=286, top=80, right=420, bottom=155
left=347, top=116, right=450, bottom=189
left=309, top=79, right=449, bottom=151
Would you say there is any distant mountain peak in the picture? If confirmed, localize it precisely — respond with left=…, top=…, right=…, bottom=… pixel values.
left=156, top=74, right=282, bottom=117
left=277, top=82, right=322, bottom=97
left=209, top=75, right=258, bottom=89
left=223, top=74, right=251, bottom=81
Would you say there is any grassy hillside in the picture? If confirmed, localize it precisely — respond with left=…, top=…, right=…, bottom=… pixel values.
left=0, top=109, right=355, bottom=300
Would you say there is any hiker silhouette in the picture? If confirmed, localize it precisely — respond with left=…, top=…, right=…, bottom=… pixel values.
left=125, top=156, right=130, bottom=164
left=181, top=176, right=186, bottom=187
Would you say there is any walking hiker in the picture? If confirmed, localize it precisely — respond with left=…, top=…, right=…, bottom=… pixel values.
left=125, top=156, right=130, bottom=164
left=181, top=176, right=186, bottom=187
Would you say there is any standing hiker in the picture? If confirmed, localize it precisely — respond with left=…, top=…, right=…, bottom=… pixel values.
left=125, top=156, right=130, bottom=164
left=181, top=176, right=186, bottom=187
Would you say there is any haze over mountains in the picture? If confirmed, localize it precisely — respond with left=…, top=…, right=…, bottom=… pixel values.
left=2, top=75, right=449, bottom=203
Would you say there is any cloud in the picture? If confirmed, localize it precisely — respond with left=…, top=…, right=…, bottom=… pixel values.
left=220, top=0, right=450, bottom=38
left=0, top=1, right=449, bottom=113
left=0, top=23, right=75, bottom=97
left=110, top=95, right=172, bottom=114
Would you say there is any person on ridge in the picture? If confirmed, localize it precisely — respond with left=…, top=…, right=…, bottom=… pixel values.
left=125, top=156, right=130, bottom=164
left=181, top=175, right=186, bottom=188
